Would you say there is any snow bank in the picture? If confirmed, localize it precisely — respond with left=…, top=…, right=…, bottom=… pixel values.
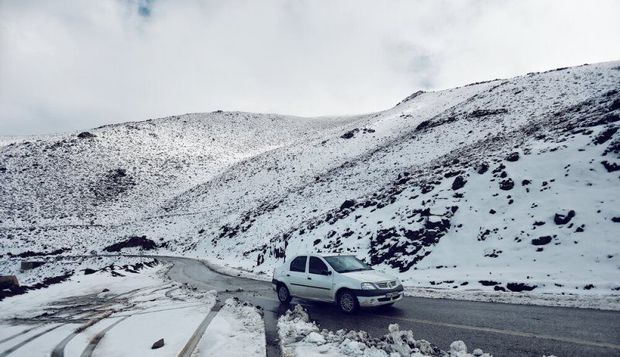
left=194, top=297, right=265, bottom=357
left=278, top=305, right=491, bottom=357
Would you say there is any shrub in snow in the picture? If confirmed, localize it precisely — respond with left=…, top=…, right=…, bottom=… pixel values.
left=278, top=305, right=491, bottom=357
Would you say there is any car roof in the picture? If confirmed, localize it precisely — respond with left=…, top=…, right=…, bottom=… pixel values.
left=293, top=253, right=355, bottom=258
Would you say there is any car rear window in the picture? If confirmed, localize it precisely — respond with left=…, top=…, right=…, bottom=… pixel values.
left=290, top=256, right=307, bottom=272
left=308, top=256, right=328, bottom=275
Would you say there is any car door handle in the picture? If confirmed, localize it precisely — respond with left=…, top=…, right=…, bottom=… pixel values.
left=286, top=274, right=290, bottom=277
left=307, top=277, right=312, bottom=280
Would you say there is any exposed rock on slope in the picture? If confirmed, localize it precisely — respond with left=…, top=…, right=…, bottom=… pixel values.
left=1, top=61, right=619, bottom=298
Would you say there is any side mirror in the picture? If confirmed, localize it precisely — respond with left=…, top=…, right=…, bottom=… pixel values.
left=322, top=270, right=332, bottom=276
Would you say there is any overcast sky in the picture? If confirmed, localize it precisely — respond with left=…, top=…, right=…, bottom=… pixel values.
left=1, top=0, right=619, bottom=136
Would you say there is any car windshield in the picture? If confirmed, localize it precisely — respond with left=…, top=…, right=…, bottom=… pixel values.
left=324, top=255, right=372, bottom=273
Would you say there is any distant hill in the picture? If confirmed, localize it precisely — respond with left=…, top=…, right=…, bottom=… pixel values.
left=1, top=61, right=619, bottom=298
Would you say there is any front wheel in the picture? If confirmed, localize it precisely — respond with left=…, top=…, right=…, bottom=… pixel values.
left=337, top=290, right=359, bottom=314
left=277, top=284, right=292, bottom=304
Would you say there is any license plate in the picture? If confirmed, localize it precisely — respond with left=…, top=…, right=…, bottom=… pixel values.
left=386, top=292, right=398, bottom=298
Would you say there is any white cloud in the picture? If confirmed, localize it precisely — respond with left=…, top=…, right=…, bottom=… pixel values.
left=1, top=0, right=619, bottom=135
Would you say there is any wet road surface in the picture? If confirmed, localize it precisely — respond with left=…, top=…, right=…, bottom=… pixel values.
left=164, top=256, right=620, bottom=357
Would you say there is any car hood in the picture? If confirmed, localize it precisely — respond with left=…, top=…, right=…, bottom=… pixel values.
left=340, top=270, right=395, bottom=283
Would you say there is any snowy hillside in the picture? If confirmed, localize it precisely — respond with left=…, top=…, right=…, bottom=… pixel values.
left=1, top=61, right=619, bottom=302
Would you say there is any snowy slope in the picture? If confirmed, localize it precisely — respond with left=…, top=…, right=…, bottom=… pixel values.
left=1, top=61, right=619, bottom=301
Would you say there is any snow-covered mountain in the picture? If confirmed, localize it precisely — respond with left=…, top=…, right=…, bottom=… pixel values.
left=1, top=61, right=619, bottom=298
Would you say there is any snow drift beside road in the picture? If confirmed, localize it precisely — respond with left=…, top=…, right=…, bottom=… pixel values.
left=278, top=304, right=491, bottom=357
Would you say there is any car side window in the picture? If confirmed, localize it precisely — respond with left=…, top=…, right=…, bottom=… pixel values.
left=290, top=256, right=307, bottom=272
left=309, top=256, right=328, bottom=275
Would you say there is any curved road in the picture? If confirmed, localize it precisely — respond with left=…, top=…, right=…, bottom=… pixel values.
left=164, top=256, right=620, bottom=357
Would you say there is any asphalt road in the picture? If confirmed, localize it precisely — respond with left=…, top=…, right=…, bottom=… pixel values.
left=164, top=256, right=620, bottom=357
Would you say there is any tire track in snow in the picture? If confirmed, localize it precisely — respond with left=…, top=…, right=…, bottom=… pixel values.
left=0, top=325, right=43, bottom=345
left=79, top=316, right=129, bottom=357
left=0, top=324, right=66, bottom=357
left=177, top=302, right=222, bottom=357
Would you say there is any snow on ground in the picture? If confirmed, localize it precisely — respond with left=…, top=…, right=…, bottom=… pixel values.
left=193, top=297, right=265, bottom=357
left=1, top=61, right=619, bottom=310
left=0, top=257, right=268, bottom=357
left=278, top=304, right=490, bottom=357
left=0, top=255, right=156, bottom=288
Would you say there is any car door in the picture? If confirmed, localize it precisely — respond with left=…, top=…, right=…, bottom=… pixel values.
left=287, top=255, right=308, bottom=297
left=306, top=256, right=334, bottom=300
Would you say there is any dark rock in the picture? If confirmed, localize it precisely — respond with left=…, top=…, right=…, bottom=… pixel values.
left=584, top=284, right=595, bottom=290
left=451, top=176, right=467, bottom=190
left=593, top=127, right=618, bottom=145
left=506, top=282, right=537, bottom=292
left=499, top=178, right=514, bottom=190
left=477, top=163, right=489, bottom=174
left=554, top=210, right=575, bottom=225
left=489, top=209, right=496, bottom=214
left=601, top=160, right=619, bottom=172
left=103, top=236, right=158, bottom=252
left=369, top=210, right=452, bottom=272
left=20, top=261, right=45, bottom=270
left=468, top=108, right=508, bottom=118
left=612, top=217, right=620, bottom=223
left=0, top=276, right=19, bottom=289
left=396, top=90, right=425, bottom=105
left=151, top=338, right=165, bottom=349
left=479, top=280, right=499, bottom=286
left=1, top=273, right=72, bottom=301
left=83, top=268, right=97, bottom=275
left=341, top=129, right=359, bottom=139
left=339, top=200, right=356, bottom=210
left=12, top=248, right=70, bottom=258
left=493, top=286, right=506, bottom=292
left=521, top=179, right=531, bottom=186
left=77, top=131, right=96, bottom=139
left=505, top=152, right=520, bottom=162
left=415, top=120, right=431, bottom=131
left=531, top=236, right=552, bottom=246
left=610, top=98, right=620, bottom=111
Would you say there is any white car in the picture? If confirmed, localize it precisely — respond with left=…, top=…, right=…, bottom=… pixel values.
left=272, top=254, right=403, bottom=313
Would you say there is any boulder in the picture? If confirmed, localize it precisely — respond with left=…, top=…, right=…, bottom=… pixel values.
left=531, top=236, right=552, bottom=246
left=0, top=276, right=19, bottom=290
left=505, top=152, right=520, bottom=162
left=77, top=131, right=96, bottom=139
left=20, top=261, right=45, bottom=271
left=451, top=176, right=467, bottom=190
left=151, top=338, right=164, bottom=349
left=554, top=210, right=575, bottom=225
left=499, top=178, right=514, bottom=190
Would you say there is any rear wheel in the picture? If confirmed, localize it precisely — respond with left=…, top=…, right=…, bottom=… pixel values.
left=337, top=290, right=359, bottom=313
left=277, top=284, right=292, bottom=304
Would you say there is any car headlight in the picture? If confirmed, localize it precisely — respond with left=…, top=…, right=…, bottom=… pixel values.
left=361, top=282, right=377, bottom=290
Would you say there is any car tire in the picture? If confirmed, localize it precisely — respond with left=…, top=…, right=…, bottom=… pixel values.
left=277, top=284, right=292, bottom=304
left=337, top=290, right=359, bottom=314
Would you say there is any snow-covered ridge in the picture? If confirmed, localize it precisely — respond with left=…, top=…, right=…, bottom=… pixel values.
left=1, top=61, right=619, bottom=305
